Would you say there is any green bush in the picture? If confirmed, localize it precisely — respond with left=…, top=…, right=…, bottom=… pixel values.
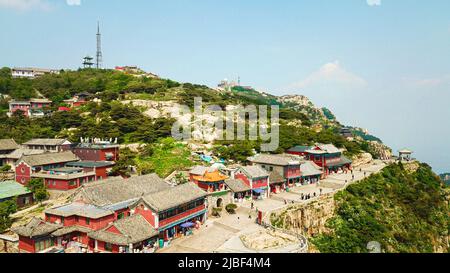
left=225, top=204, right=238, bottom=214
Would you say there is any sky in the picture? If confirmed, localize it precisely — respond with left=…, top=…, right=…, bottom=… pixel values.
left=0, top=0, right=449, bottom=173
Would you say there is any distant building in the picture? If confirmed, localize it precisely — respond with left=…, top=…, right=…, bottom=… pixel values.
left=234, top=166, right=269, bottom=199
left=22, top=139, right=72, bottom=153
left=340, top=127, right=353, bottom=139
left=304, top=144, right=352, bottom=177
left=72, top=141, right=119, bottom=162
left=286, top=145, right=312, bottom=156
left=8, top=98, right=52, bottom=118
left=0, top=181, right=34, bottom=208
left=63, top=92, right=92, bottom=108
left=11, top=67, right=59, bottom=79
left=0, top=139, right=19, bottom=166
left=15, top=151, right=79, bottom=185
left=189, top=166, right=229, bottom=193
left=31, top=167, right=96, bottom=191
left=248, top=154, right=302, bottom=188
left=398, top=149, right=413, bottom=162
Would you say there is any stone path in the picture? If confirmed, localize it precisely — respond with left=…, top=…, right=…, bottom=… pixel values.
left=158, top=160, right=388, bottom=253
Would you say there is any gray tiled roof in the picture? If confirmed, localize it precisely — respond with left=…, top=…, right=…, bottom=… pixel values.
left=73, top=174, right=171, bottom=207
left=12, top=218, right=62, bottom=238
left=45, top=202, right=114, bottom=219
left=0, top=148, right=45, bottom=160
left=269, top=171, right=285, bottom=184
left=0, top=139, right=18, bottom=151
left=224, top=179, right=251, bottom=193
left=51, top=225, right=93, bottom=237
left=248, top=154, right=302, bottom=166
left=23, top=138, right=70, bottom=146
left=240, top=165, right=269, bottom=178
left=19, top=151, right=79, bottom=166
left=141, top=182, right=207, bottom=212
left=88, top=214, right=158, bottom=245
left=300, top=161, right=323, bottom=177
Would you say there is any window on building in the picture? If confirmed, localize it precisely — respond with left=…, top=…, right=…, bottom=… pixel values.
left=86, top=218, right=90, bottom=225
left=105, top=243, right=113, bottom=252
left=117, top=212, right=124, bottom=219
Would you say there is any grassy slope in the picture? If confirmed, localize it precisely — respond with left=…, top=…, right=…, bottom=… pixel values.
left=311, top=163, right=449, bottom=253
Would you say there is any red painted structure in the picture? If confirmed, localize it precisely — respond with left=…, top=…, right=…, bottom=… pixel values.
left=72, top=143, right=119, bottom=162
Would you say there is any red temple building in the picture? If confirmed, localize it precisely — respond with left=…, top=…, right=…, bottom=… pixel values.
left=8, top=98, right=52, bottom=118
left=15, top=151, right=79, bottom=185
left=31, top=167, right=96, bottom=191
left=72, top=141, right=119, bottom=162
left=13, top=174, right=207, bottom=253
left=304, top=144, right=352, bottom=177
left=189, top=166, right=229, bottom=193
left=65, top=161, right=115, bottom=181
left=22, top=138, right=72, bottom=153
left=248, top=154, right=302, bottom=188
left=286, top=145, right=313, bottom=156
left=234, top=165, right=269, bottom=199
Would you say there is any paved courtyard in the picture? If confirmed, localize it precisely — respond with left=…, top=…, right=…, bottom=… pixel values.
left=159, top=160, right=387, bottom=253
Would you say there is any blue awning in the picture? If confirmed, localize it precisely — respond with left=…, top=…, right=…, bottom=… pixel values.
left=180, top=222, right=195, bottom=228
left=252, top=189, right=265, bottom=194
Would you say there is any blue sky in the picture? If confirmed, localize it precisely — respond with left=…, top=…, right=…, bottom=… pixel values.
left=1, top=0, right=449, bottom=173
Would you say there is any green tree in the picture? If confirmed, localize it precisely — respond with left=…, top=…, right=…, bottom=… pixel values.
left=27, top=178, right=49, bottom=203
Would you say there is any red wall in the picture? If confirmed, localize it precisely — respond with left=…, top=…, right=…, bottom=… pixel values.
left=15, top=162, right=31, bottom=185
left=159, top=205, right=205, bottom=229
left=73, top=147, right=119, bottom=161
left=46, top=213, right=115, bottom=231
left=235, top=173, right=251, bottom=187
left=18, top=236, right=35, bottom=253
left=284, top=165, right=301, bottom=178
left=135, top=205, right=156, bottom=227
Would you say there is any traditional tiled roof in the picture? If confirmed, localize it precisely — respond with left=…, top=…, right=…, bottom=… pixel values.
left=192, top=170, right=229, bottom=183
left=0, top=139, right=18, bottom=151
left=248, top=154, right=302, bottom=166
left=45, top=202, right=114, bottom=219
left=269, top=171, right=285, bottom=184
left=189, top=166, right=209, bottom=176
left=300, top=162, right=323, bottom=177
left=51, top=225, right=93, bottom=237
left=32, top=171, right=96, bottom=181
left=23, top=139, right=70, bottom=146
left=141, top=182, right=207, bottom=212
left=326, top=156, right=353, bottom=168
left=224, top=179, right=251, bottom=193
left=0, top=181, right=31, bottom=200
left=73, top=174, right=170, bottom=207
left=19, top=151, right=79, bottom=167
left=66, top=161, right=115, bottom=168
left=319, top=144, right=341, bottom=154
left=239, top=165, right=269, bottom=179
left=12, top=218, right=62, bottom=238
left=88, top=214, right=158, bottom=245
left=0, top=148, right=45, bottom=160
left=287, top=146, right=312, bottom=153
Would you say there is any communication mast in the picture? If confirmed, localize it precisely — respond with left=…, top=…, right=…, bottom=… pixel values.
left=96, top=21, right=103, bottom=69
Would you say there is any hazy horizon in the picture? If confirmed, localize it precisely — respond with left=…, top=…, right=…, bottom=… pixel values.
left=1, top=0, right=449, bottom=173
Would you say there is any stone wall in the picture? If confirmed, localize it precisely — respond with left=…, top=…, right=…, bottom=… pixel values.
left=268, top=193, right=336, bottom=237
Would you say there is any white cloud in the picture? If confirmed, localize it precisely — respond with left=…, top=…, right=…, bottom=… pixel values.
left=66, top=0, right=81, bottom=6
left=0, top=0, right=50, bottom=11
left=290, top=61, right=368, bottom=90
left=367, top=0, right=381, bottom=6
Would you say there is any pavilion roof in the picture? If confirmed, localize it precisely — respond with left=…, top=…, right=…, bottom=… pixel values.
left=141, top=182, right=207, bottom=212
left=192, top=170, right=229, bottom=182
